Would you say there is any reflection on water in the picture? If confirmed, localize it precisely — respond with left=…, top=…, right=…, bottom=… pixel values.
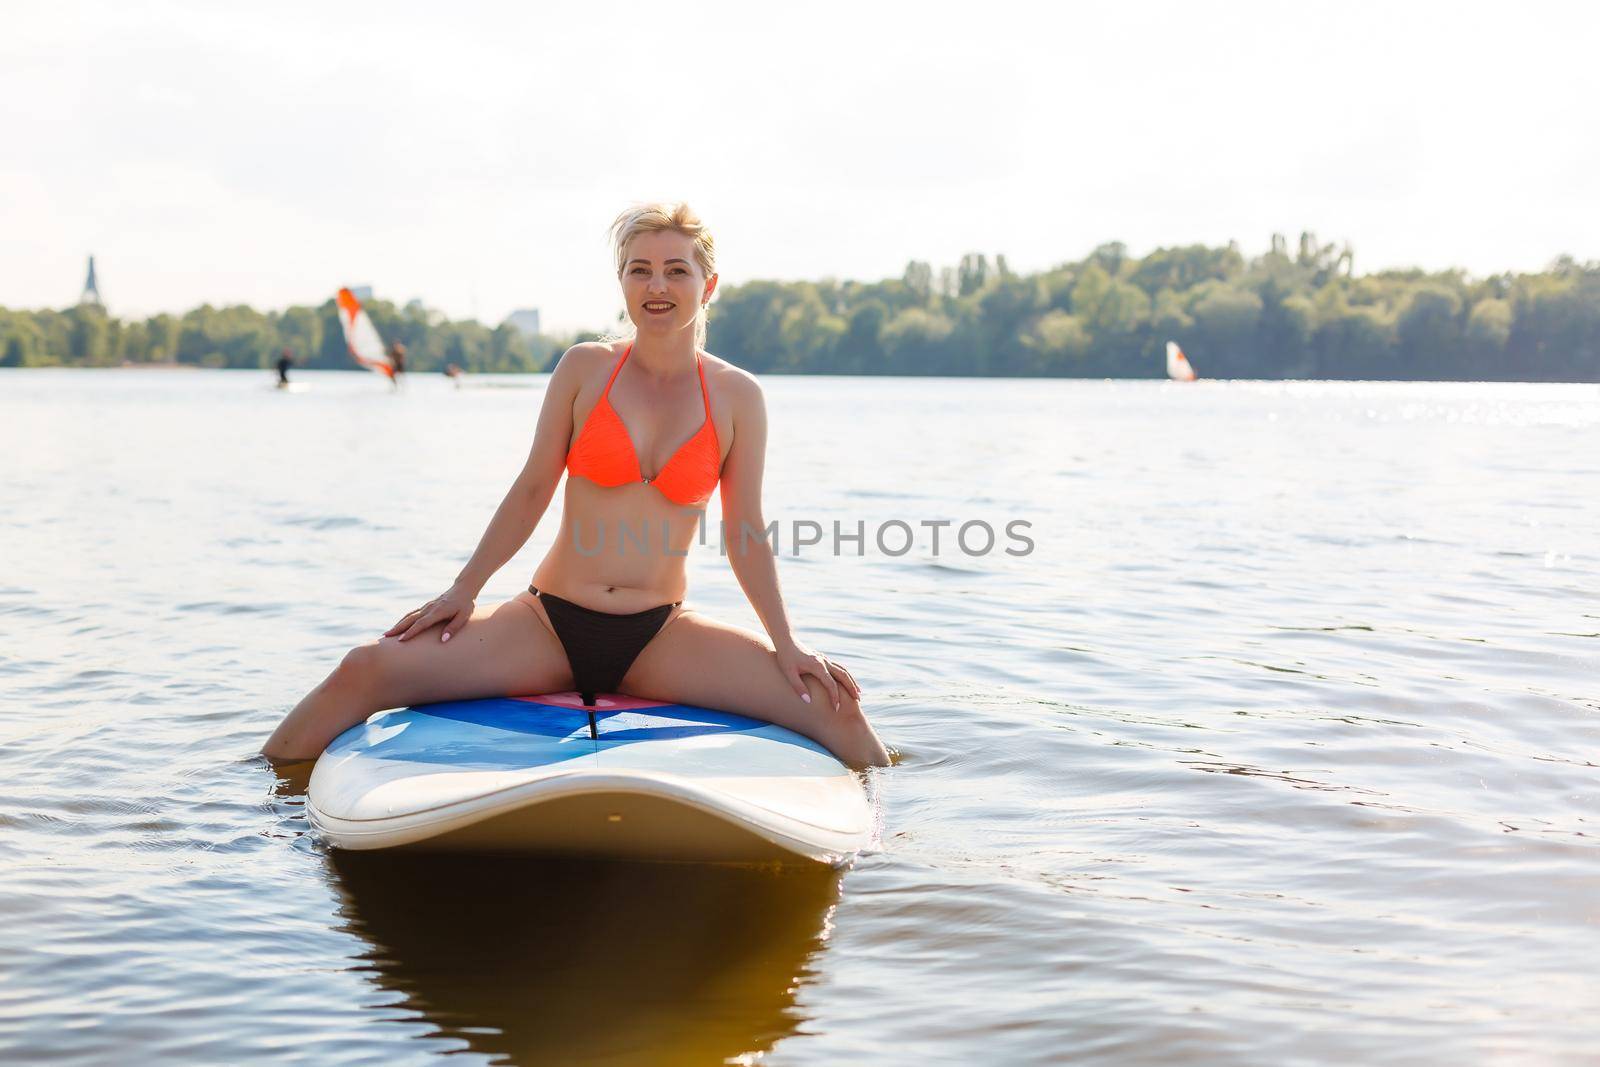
left=329, top=850, right=840, bottom=1066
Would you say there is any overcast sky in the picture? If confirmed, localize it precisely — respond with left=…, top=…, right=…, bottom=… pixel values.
left=4, top=0, right=1595, bottom=332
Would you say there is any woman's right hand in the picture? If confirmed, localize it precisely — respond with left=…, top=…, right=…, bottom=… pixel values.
left=385, top=586, right=476, bottom=643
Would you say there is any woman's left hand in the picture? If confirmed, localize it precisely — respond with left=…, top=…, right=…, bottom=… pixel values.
left=776, top=638, right=861, bottom=712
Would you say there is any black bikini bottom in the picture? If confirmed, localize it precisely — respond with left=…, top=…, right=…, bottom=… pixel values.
left=529, top=584, right=680, bottom=707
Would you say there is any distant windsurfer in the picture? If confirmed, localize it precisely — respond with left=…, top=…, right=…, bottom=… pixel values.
left=1165, top=340, right=1198, bottom=382
left=388, top=341, right=407, bottom=390
left=276, top=347, right=295, bottom=388
left=333, top=287, right=399, bottom=385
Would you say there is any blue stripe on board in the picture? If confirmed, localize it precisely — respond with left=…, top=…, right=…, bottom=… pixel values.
left=418, top=697, right=591, bottom=738
left=594, top=708, right=834, bottom=757
left=414, top=697, right=833, bottom=752
left=357, top=696, right=834, bottom=761
left=416, top=697, right=775, bottom=741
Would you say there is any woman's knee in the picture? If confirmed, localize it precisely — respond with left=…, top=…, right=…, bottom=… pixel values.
left=801, top=677, right=887, bottom=768
left=803, top=674, right=868, bottom=728
left=334, top=641, right=387, bottom=691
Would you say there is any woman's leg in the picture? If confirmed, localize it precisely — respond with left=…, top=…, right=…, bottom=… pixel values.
left=619, top=609, right=891, bottom=770
left=262, top=591, right=573, bottom=761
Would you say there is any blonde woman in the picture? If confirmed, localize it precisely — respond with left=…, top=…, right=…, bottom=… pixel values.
left=264, top=203, right=890, bottom=769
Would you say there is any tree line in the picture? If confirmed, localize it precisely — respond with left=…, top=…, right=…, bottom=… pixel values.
left=3, top=235, right=1597, bottom=380
left=706, top=235, right=1599, bottom=381
left=0, top=297, right=564, bottom=374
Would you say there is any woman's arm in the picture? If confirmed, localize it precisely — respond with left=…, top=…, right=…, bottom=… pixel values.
left=388, top=344, right=594, bottom=641
left=450, top=346, right=592, bottom=595
left=719, top=376, right=795, bottom=645
left=719, top=374, right=857, bottom=710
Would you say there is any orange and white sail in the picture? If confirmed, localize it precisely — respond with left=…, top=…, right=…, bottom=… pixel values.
left=335, top=287, right=394, bottom=378
left=1165, top=340, right=1197, bottom=381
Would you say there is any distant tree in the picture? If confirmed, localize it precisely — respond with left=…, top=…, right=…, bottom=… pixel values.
left=902, top=261, right=933, bottom=305
left=1091, top=279, right=1150, bottom=337
left=776, top=287, right=846, bottom=373
left=65, top=304, right=113, bottom=366
left=1188, top=283, right=1263, bottom=376
left=116, top=319, right=149, bottom=364
left=974, top=275, right=1048, bottom=374
left=1088, top=241, right=1129, bottom=278
left=1040, top=266, right=1077, bottom=312
left=277, top=305, right=323, bottom=364
left=1508, top=270, right=1600, bottom=380
left=838, top=299, right=888, bottom=374
left=0, top=311, right=43, bottom=366
left=1466, top=298, right=1512, bottom=350
left=1396, top=285, right=1464, bottom=378
left=1020, top=310, right=1091, bottom=374
left=1311, top=300, right=1395, bottom=378
left=1256, top=277, right=1314, bottom=377
left=1130, top=244, right=1243, bottom=295
left=1151, top=288, right=1194, bottom=344
left=1464, top=298, right=1512, bottom=377
left=1070, top=264, right=1111, bottom=324
left=957, top=253, right=991, bottom=298
left=881, top=307, right=956, bottom=374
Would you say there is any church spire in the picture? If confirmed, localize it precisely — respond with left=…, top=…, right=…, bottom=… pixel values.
left=80, top=255, right=102, bottom=306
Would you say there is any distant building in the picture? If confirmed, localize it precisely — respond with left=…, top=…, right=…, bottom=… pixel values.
left=505, top=308, right=542, bottom=337
left=80, top=255, right=103, bottom=306
left=404, top=297, right=444, bottom=326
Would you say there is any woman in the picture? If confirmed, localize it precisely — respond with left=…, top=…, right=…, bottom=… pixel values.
left=262, top=203, right=891, bottom=769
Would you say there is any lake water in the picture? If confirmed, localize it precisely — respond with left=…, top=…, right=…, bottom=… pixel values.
left=2, top=367, right=1597, bottom=1065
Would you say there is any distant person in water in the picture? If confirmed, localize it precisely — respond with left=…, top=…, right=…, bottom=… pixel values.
left=276, top=347, right=295, bottom=388
left=389, top=341, right=407, bottom=390
left=444, top=362, right=464, bottom=388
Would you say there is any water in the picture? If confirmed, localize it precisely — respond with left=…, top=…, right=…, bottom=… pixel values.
left=2, top=367, right=1597, bottom=1065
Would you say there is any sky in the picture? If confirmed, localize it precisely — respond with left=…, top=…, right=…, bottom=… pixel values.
left=3, top=0, right=1596, bottom=333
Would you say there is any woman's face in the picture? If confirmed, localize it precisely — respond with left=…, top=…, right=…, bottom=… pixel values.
left=619, top=230, right=716, bottom=341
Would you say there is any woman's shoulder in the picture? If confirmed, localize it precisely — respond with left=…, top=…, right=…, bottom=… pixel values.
left=699, top=352, right=765, bottom=436
left=700, top=349, right=760, bottom=395
left=561, top=339, right=625, bottom=366
left=550, top=340, right=623, bottom=386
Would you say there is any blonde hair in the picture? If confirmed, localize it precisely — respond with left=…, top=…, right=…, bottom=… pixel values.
left=605, top=202, right=717, bottom=349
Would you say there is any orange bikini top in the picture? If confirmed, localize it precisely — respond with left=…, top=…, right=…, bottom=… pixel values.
left=566, top=343, right=722, bottom=506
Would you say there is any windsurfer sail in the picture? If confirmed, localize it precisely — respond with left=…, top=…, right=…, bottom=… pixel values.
left=1165, top=340, right=1198, bottom=382
left=335, top=288, right=395, bottom=379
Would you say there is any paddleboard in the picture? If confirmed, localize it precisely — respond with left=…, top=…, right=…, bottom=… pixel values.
left=306, top=692, right=873, bottom=866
